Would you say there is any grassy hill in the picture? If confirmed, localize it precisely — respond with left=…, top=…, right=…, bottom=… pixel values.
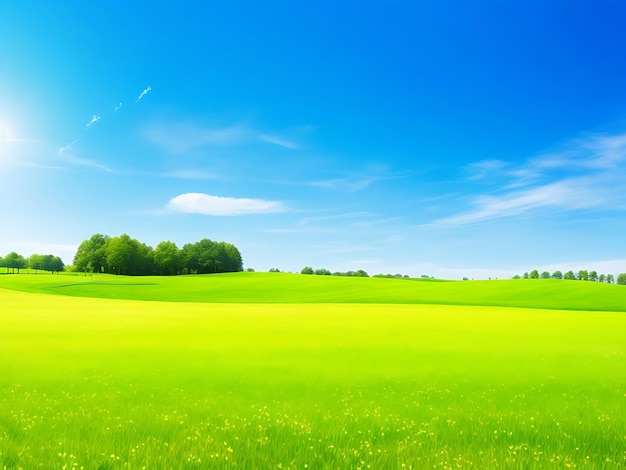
left=1, top=271, right=624, bottom=311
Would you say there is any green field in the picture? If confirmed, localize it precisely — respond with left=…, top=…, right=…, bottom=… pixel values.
left=1, top=273, right=625, bottom=469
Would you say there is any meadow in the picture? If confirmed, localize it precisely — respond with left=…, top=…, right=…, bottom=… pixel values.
left=0, top=273, right=625, bottom=469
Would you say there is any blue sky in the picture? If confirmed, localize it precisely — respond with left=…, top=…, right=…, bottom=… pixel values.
left=1, top=1, right=625, bottom=279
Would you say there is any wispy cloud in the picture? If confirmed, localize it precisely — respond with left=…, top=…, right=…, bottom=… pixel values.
left=166, top=193, right=285, bottom=216
left=435, top=132, right=626, bottom=226
left=258, top=133, right=299, bottom=149
left=136, top=86, right=152, bottom=102
left=435, top=176, right=612, bottom=226
left=55, top=140, right=113, bottom=172
left=307, top=167, right=410, bottom=192
left=114, top=102, right=123, bottom=111
left=86, top=115, right=101, bottom=127
left=57, top=139, right=78, bottom=155
left=164, top=169, right=219, bottom=180
left=144, top=123, right=249, bottom=153
left=61, top=154, right=114, bottom=173
left=144, top=121, right=308, bottom=154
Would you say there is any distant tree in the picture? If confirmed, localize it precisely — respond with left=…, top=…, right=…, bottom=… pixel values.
left=315, top=268, right=331, bottom=275
left=578, top=269, right=589, bottom=281
left=540, top=271, right=550, bottom=279
left=269, top=268, right=281, bottom=272
left=564, top=270, right=576, bottom=280
left=617, top=273, right=626, bottom=285
left=154, top=241, right=182, bottom=276
left=245, top=268, right=255, bottom=272
left=301, top=266, right=314, bottom=275
left=43, top=255, right=64, bottom=274
left=599, top=274, right=606, bottom=283
left=606, top=274, right=615, bottom=284
left=551, top=270, right=563, bottom=279
left=529, top=269, right=539, bottom=279
left=512, top=274, right=521, bottom=279
left=355, top=270, right=369, bottom=277
left=3, top=252, right=27, bottom=274
left=28, top=254, right=45, bottom=273
left=589, top=270, right=598, bottom=282
left=106, top=234, right=145, bottom=275
left=74, top=234, right=110, bottom=273
left=523, top=272, right=529, bottom=279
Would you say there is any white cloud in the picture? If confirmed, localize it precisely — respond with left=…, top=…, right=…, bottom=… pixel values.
left=136, top=86, right=152, bottom=102
left=167, top=193, right=285, bottom=216
left=86, top=115, right=101, bottom=127
left=114, top=102, right=123, bottom=111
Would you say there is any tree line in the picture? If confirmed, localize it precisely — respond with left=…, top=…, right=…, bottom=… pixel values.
left=300, top=266, right=370, bottom=277
left=0, top=252, right=65, bottom=274
left=514, top=269, right=626, bottom=285
left=73, top=234, right=243, bottom=276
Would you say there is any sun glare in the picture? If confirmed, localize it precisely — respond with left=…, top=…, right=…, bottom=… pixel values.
left=0, top=118, right=20, bottom=161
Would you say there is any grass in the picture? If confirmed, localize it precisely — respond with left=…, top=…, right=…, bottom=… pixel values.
left=1, top=271, right=625, bottom=311
left=0, top=274, right=625, bottom=468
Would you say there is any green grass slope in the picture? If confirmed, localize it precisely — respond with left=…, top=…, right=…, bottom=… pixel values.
left=1, top=271, right=625, bottom=311
left=1, top=289, right=625, bottom=468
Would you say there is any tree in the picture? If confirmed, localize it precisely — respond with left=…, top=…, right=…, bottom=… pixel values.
left=74, top=234, right=110, bottom=273
left=529, top=269, right=539, bottom=279
left=564, top=270, right=576, bottom=280
left=523, top=272, right=529, bottom=279
left=42, top=255, right=64, bottom=274
left=28, top=254, right=45, bottom=273
left=512, top=274, right=521, bottom=279
left=599, top=274, right=606, bottom=283
left=315, top=268, right=331, bottom=275
left=540, top=271, right=550, bottom=279
left=301, top=266, right=314, bottom=275
left=269, top=268, right=281, bottom=272
left=589, top=270, right=598, bottom=282
left=154, top=241, right=182, bottom=275
left=3, top=252, right=27, bottom=273
left=551, top=270, right=563, bottom=279
left=578, top=269, right=588, bottom=281
left=606, top=274, right=615, bottom=284
left=106, top=234, right=137, bottom=275
left=617, top=273, right=626, bottom=285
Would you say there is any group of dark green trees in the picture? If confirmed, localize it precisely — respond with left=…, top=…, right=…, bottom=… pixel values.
left=0, top=252, right=65, bottom=274
left=515, top=269, right=626, bottom=284
left=73, top=234, right=243, bottom=276
left=300, top=266, right=370, bottom=277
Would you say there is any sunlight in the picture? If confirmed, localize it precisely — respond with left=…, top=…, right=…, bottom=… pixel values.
left=0, top=117, right=21, bottom=162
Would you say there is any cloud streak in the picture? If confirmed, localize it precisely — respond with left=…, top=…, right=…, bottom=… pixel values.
left=258, top=133, right=299, bottom=149
left=136, top=86, right=152, bottom=102
left=86, top=115, right=101, bottom=127
left=167, top=193, right=285, bottom=216
left=435, top=132, right=626, bottom=226
left=144, top=121, right=307, bottom=153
